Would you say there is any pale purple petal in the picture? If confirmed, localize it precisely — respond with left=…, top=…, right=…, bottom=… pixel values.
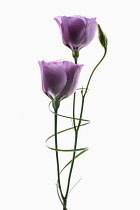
left=54, top=15, right=97, bottom=51
left=75, top=15, right=89, bottom=24
left=39, top=60, right=83, bottom=101
left=57, top=61, right=83, bottom=100
left=38, top=61, right=49, bottom=96
left=80, top=18, right=97, bottom=49
left=67, top=17, right=86, bottom=49
left=39, top=61, right=67, bottom=99
left=54, top=16, right=70, bottom=47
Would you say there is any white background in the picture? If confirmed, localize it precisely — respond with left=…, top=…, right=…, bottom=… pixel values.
left=0, top=0, right=140, bottom=209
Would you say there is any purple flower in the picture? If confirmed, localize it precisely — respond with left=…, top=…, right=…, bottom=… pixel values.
left=38, top=60, right=83, bottom=101
left=54, top=15, right=97, bottom=51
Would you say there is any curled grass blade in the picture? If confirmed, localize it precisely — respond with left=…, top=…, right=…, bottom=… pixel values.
left=47, top=90, right=90, bottom=204
left=48, top=101, right=89, bottom=122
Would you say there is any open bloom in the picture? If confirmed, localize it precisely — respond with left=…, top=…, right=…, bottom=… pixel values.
left=38, top=60, right=83, bottom=101
left=54, top=15, right=97, bottom=51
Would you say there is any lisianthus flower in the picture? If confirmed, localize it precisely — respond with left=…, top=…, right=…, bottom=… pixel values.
left=54, top=15, right=97, bottom=52
left=38, top=60, right=83, bottom=101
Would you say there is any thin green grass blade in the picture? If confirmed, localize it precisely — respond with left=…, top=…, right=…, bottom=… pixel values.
left=60, top=147, right=89, bottom=174
left=49, top=101, right=89, bottom=122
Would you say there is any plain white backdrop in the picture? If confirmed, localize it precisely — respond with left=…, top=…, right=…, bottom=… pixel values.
left=0, top=0, right=140, bottom=209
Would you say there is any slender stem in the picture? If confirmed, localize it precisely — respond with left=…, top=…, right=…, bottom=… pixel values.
left=65, top=130, right=78, bottom=198
left=73, top=92, right=77, bottom=131
left=84, top=48, right=107, bottom=97
left=64, top=54, right=78, bottom=201
left=65, top=48, right=107, bottom=200
left=77, top=95, right=85, bottom=130
left=78, top=48, right=107, bottom=129
left=63, top=195, right=67, bottom=210
left=64, top=48, right=107, bottom=205
left=74, top=56, right=77, bottom=64
left=77, top=49, right=107, bottom=129
left=54, top=108, right=64, bottom=201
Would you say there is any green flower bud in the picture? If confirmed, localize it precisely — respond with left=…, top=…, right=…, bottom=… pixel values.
left=97, top=24, right=108, bottom=49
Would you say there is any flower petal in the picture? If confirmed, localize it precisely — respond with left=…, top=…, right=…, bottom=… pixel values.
left=57, top=61, right=83, bottom=100
left=54, top=15, right=97, bottom=51
left=67, top=17, right=86, bottom=50
left=39, top=61, right=67, bottom=99
left=80, top=18, right=97, bottom=49
left=54, top=16, right=70, bottom=47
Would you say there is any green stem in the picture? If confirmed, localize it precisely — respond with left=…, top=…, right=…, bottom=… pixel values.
left=63, top=194, right=67, bottom=210
left=64, top=95, right=85, bottom=200
left=64, top=48, right=107, bottom=206
left=78, top=48, right=107, bottom=131
left=74, top=57, right=77, bottom=64
left=77, top=95, right=85, bottom=130
left=65, top=48, right=107, bottom=199
left=84, top=48, right=107, bottom=97
left=54, top=108, right=64, bottom=201
left=65, top=130, right=78, bottom=199
left=64, top=54, right=78, bottom=202
left=73, top=92, right=77, bottom=131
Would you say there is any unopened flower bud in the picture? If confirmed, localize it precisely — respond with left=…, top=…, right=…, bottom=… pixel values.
left=97, top=24, right=108, bottom=49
